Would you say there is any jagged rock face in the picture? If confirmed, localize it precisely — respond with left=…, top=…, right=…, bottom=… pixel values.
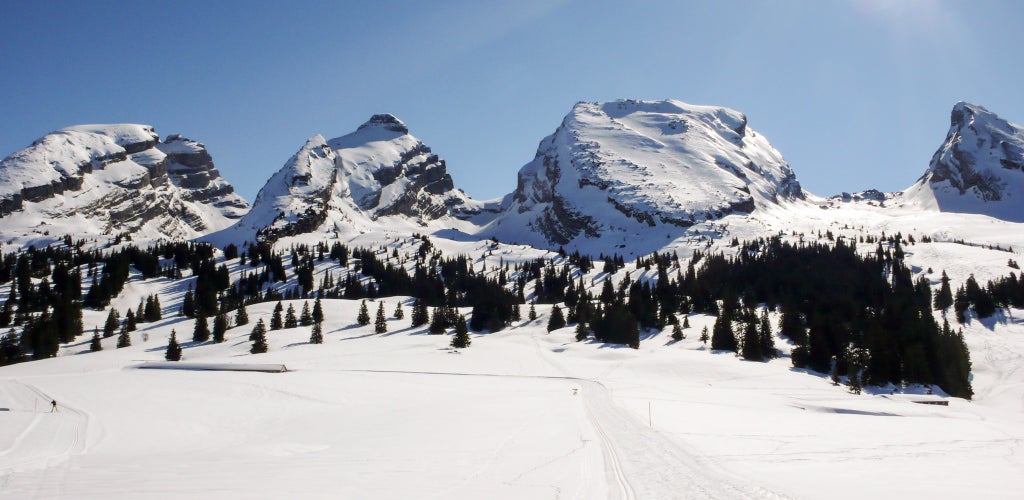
left=907, top=102, right=1024, bottom=220
left=492, top=99, right=802, bottom=247
left=0, top=124, right=248, bottom=243
left=237, top=114, right=482, bottom=243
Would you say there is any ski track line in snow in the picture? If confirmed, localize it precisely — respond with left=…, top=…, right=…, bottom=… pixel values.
left=0, top=380, right=90, bottom=499
left=332, top=367, right=787, bottom=500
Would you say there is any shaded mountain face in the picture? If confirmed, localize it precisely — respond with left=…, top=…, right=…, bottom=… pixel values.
left=0, top=124, right=247, bottom=244
left=235, top=114, right=485, bottom=243
left=485, top=99, right=803, bottom=248
left=905, top=102, right=1024, bottom=221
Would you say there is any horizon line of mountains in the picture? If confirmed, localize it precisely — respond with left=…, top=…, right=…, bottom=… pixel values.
left=0, top=99, right=1022, bottom=252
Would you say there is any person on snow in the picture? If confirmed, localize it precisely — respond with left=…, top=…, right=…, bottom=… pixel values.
left=50, top=400, right=57, bottom=412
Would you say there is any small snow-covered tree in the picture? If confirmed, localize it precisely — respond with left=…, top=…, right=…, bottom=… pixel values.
left=451, top=315, right=470, bottom=348
left=235, top=303, right=249, bottom=326
left=284, top=304, right=298, bottom=329
left=212, top=313, right=229, bottom=343
left=375, top=302, right=387, bottom=334
left=547, top=305, right=566, bottom=332
left=90, top=327, right=102, bottom=352
left=393, top=302, right=404, bottom=320
left=270, top=301, right=284, bottom=330
left=165, top=330, right=182, bottom=361
left=250, top=319, right=268, bottom=354
left=193, top=313, right=210, bottom=343
left=310, top=321, right=323, bottom=344
left=357, top=300, right=371, bottom=326
left=300, top=301, right=313, bottom=326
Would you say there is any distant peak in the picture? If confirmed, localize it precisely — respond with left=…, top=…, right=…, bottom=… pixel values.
left=951, top=101, right=994, bottom=127
left=356, top=114, right=408, bottom=134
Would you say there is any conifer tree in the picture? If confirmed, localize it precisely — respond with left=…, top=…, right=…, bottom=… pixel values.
left=165, top=330, right=182, bottom=361
left=212, top=313, right=228, bottom=343
left=682, top=315, right=690, bottom=329
left=700, top=326, right=709, bottom=345
left=711, top=311, right=737, bottom=352
left=375, top=302, right=388, bottom=334
left=511, top=302, right=521, bottom=322
left=671, top=323, right=684, bottom=341
left=451, top=315, right=470, bottom=348
left=103, top=308, right=120, bottom=338
left=410, top=299, right=429, bottom=327
left=313, top=297, right=324, bottom=324
left=758, top=310, right=775, bottom=358
left=90, top=327, right=103, bottom=352
left=575, top=322, right=589, bottom=342
left=270, top=301, right=284, bottom=330
left=284, top=304, right=298, bottom=328
left=310, top=321, right=323, bottom=344
left=741, top=320, right=762, bottom=360
left=429, top=306, right=447, bottom=334
left=393, top=302, right=404, bottom=320
left=181, top=286, right=195, bottom=318
left=125, top=309, right=137, bottom=332
left=116, top=325, right=131, bottom=348
left=300, top=301, right=313, bottom=326
left=135, top=300, right=145, bottom=324
left=934, top=271, right=953, bottom=312
left=235, top=303, right=249, bottom=326
left=250, top=319, right=268, bottom=354
left=547, top=304, right=566, bottom=332
left=528, top=301, right=537, bottom=321
left=357, top=300, right=371, bottom=326
left=192, top=313, right=210, bottom=343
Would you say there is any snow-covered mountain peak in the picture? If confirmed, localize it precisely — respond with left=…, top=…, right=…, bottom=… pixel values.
left=355, top=113, right=409, bottom=134
left=486, top=98, right=803, bottom=251
left=904, top=101, right=1024, bottom=221
left=0, top=124, right=247, bottom=245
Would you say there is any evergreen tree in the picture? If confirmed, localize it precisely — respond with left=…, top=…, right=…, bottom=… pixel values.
left=125, top=309, right=138, bottom=332
left=284, top=304, right=298, bottom=328
left=845, top=344, right=870, bottom=394
left=250, top=319, right=268, bottom=354
left=700, top=326, right=710, bottom=345
left=758, top=310, right=775, bottom=358
left=212, top=313, right=228, bottom=343
left=410, top=299, right=429, bottom=327
left=671, top=323, right=684, bottom=341
left=235, top=303, right=249, bottom=326
left=682, top=315, right=690, bottom=329
left=357, top=300, right=371, bottom=326
left=270, top=301, right=284, bottom=330
left=310, top=321, right=324, bottom=344
left=165, top=330, right=182, bottom=361
left=300, top=301, right=313, bottom=326
left=741, top=320, right=762, bottom=360
left=934, top=271, right=953, bottom=312
left=429, top=306, right=448, bottom=334
left=103, top=308, right=120, bottom=338
left=575, top=322, right=589, bottom=342
left=451, top=314, right=470, bottom=348
left=528, top=301, right=537, bottom=321
left=711, top=311, right=737, bottom=352
left=313, top=297, right=324, bottom=324
left=116, top=325, right=131, bottom=348
left=374, top=302, right=388, bottom=334
left=181, top=286, right=195, bottom=318
left=511, top=303, right=521, bottom=322
left=547, top=305, right=566, bottom=332
left=393, top=302, right=404, bottom=320
left=193, top=313, right=210, bottom=343
left=90, top=328, right=103, bottom=352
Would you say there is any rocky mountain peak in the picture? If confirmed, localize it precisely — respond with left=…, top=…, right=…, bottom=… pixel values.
left=356, top=113, right=409, bottom=134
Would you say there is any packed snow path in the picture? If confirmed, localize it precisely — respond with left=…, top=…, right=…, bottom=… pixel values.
left=0, top=380, right=90, bottom=498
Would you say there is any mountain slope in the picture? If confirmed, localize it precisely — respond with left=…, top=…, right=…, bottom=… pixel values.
left=0, top=124, right=248, bottom=245
left=483, top=99, right=803, bottom=251
left=905, top=102, right=1024, bottom=221
left=218, top=114, right=490, bottom=244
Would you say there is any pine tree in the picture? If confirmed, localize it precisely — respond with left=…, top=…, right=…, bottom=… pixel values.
left=451, top=314, right=470, bottom=348
left=758, top=310, right=775, bottom=358
left=103, top=308, right=120, bottom=338
left=212, top=313, right=228, bottom=343
left=270, top=301, right=284, bottom=330
left=741, top=320, right=762, bottom=360
left=393, top=302, right=404, bottom=320
left=934, top=271, right=953, bottom=312
left=125, top=309, right=137, bottom=332
left=250, top=319, right=268, bottom=354
left=575, top=322, right=589, bottom=341
left=671, top=323, right=684, bottom=341
left=313, top=297, right=324, bottom=324
left=181, top=286, right=195, bottom=318
left=410, top=299, right=429, bottom=327
left=357, top=300, right=371, bottom=326
left=700, top=326, right=709, bottom=345
left=300, top=301, right=313, bottom=326
left=116, top=325, right=131, bottom=348
left=90, top=328, right=103, bottom=352
left=547, top=305, right=566, bottom=332
left=310, top=321, right=324, bottom=344
left=511, top=303, right=521, bottom=322
left=528, top=301, right=537, bottom=321
left=193, top=313, right=210, bottom=343
left=235, top=303, right=249, bottom=326
left=284, top=304, right=298, bottom=329
left=429, top=306, right=448, bottom=334
left=682, top=315, right=690, bottom=329
left=165, top=330, right=182, bottom=361
left=711, top=312, right=738, bottom=352
left=375, top=302, right=388, bottom=334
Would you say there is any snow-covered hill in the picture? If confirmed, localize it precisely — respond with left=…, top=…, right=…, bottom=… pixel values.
left=904, top=101, right=1024, bottom=221
left=481, top=99, right=803, bottom=253
left=0, top=125, right=248, bottom=246
left=212, top=114, right=494, bottom=244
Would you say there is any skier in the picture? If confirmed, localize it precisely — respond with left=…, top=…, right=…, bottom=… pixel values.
left=50, top=400, right=57, bottom=412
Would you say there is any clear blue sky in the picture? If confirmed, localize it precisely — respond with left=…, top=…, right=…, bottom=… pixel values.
left=2, top=0, right=1022, bottom=202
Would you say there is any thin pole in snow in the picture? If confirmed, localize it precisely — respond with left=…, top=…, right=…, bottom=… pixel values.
left=648, top=401, right=652, bottom=428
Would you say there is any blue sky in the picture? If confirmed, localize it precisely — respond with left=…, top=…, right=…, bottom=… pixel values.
left=1, top=0, right=1022, bottom=202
